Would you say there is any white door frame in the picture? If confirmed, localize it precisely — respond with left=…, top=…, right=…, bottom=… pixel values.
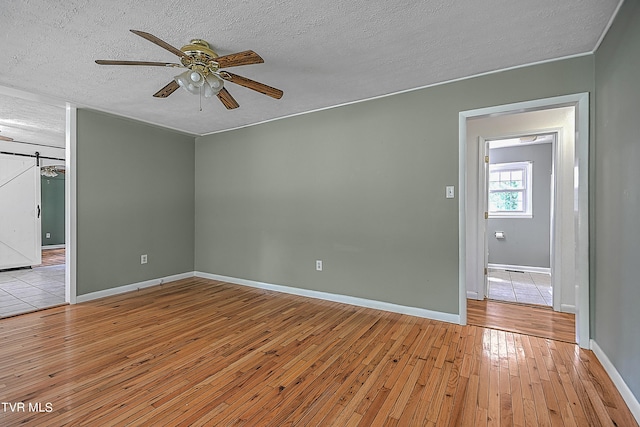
left=481, top=138, right=490, bottom=300
left=480, top=131, right=559, bottom=311
left=65, top=103, right=77, bottom=304
left=0, top=85, right=77, bottom=305
left=458, top=93, right=590, bottom=348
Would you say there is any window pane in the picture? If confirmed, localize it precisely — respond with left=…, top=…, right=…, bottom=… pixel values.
left=510, top=179, right=524, bottom=189
left=488, top=192, right=500, bottom=211
left=488, top=161, right=531, bottom=216
left=514, top=193, right=523, bottom=211
left=489, top=191, right=524, bottom=212
left=501, top=179, right=522, bottom=190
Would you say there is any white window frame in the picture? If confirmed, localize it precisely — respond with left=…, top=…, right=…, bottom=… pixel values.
left=488, top=161, right=533, bottom=218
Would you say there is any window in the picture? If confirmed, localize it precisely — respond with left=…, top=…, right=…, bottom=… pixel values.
left=488, top=161, right=532, bottom=218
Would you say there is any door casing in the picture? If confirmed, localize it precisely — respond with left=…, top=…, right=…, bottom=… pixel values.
left=480, top=133, right=557, bottom=310
left=458, top=93, right=590, bottom=348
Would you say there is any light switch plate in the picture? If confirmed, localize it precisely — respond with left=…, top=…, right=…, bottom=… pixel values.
left=446, top=186, right=455, bottom=198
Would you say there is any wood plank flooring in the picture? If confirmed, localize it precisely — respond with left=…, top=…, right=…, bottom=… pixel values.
left=0, top=277, right=636, bottom=426
left=468, top=299, right=576, bottom=343
left=36, top=248, right=66, bottom=267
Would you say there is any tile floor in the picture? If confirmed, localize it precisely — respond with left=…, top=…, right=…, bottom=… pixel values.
left=487, top=268, right=552, bottom=306
left=0, top=265, right=66, bottom=318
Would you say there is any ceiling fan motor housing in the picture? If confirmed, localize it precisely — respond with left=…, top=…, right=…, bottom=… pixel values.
left=180, top=39, right=219, bottom=74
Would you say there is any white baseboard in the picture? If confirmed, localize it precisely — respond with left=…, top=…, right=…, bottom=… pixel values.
left=195, top=271, right=460, bottom=324
left=560, top=304, right=576, bottom=313
left=43, top=244, right=66, bottom=249
left=467, top=290, right=481, bottom=300
left=76, top=271, right=195, bottom=303
left=590, top=340, right=640, bottom=424
left=488, top=263, right=551, bottom=275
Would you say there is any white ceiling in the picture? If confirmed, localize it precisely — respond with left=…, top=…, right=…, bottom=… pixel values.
left=0, top=0, right=621, bottom=148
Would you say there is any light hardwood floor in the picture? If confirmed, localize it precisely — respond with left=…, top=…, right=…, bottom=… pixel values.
left=0, top=277, right=636, bottom=426
left=36, top=248, right=66, bottom=267
left=467, top=299, right=576, bottom=343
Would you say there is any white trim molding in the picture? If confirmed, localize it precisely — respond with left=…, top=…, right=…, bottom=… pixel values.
left=43, top=244, right=66, bottom=250
left=466, top=291, right=480, bottom=300
left=76, top=272, right=194, bottom=303
left=591, top=340, right=640, bottom=425
left=201, top=53, right=591, bottom=137
left=196, top=272, right=460, bottom=324
left=65, top=103, right=77, bottom=305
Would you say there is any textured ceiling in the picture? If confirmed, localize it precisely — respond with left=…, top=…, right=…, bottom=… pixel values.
left=0, top=0, right=621, bottom=148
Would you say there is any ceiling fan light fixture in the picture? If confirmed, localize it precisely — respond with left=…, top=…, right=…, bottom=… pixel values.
left=189, top=71, right=205, bottom=88
left=175, top=70, right=202, bottom=94
left=41, top=166, right=58, bottom=178
left=174, top=70, right=189, bottom=87
left=205, top=74, right=224, bottom=94
left=203, top=82, right=214, bottom=98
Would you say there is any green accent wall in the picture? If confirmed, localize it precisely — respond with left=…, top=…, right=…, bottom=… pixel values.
left=194, top=55, right=594, bottom=315
left=594, top=0, right=640, bottom=401
left=41, top=173, right=65, bottom=246
left=76, top=110, right=195, bottom=296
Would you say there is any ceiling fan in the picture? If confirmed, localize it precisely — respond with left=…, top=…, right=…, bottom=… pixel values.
left=41, top=166, right=65, bottom=177
left=95, top=30, right=283, bottom=110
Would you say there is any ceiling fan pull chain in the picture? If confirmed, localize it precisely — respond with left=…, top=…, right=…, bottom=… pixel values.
left=199, top=87, right=203, bottom=111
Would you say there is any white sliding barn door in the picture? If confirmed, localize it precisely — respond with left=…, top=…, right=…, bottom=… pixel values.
left=0, top=154, right=42, bottom=270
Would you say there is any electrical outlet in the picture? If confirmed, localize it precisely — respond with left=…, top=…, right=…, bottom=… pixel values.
left=141, top=254, right=148, bottom=264
left=45, top=232, right=51, bottom=239
left=316, top=260, right=323, bottom=271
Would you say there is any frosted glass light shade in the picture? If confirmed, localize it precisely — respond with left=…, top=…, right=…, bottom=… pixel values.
left=175, top=70, right=222, bottom=96
left=205, top=74, right=224, bottom=95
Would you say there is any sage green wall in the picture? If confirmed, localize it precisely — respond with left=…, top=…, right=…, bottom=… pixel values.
left=195, top=56, right=594, bottom=314
left=594, top=0, right=640, bottom=401
left=41, top=174, right=65, bottom=246
left=77, top=110, right=195, bottom=296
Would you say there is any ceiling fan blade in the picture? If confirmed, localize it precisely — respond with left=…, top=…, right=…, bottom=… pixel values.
left=153, top=80, right=180, bottom=98
left=220, top=72, right=283, bottom=99
left=95, top=60, right=182, bottom=67
left=215, top=50, right=264, bottom=68
left=216, top=88, right=240, bottom=109
left=130, top=30, right=189, bottom=59
left=0, top=135, right=14, bottom=141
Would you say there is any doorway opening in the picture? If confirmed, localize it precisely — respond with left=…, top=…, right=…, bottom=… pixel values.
left=0, top=87, right=76, bottom=318
left=458, top=93, right=590, bottom=348
left=0, top=156, right=66, bottom=317
left=484, top=133, right=554, bottom=308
